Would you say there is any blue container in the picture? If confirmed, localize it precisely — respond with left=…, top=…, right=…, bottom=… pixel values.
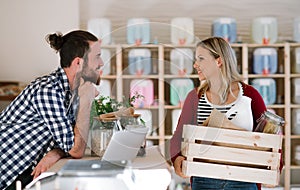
left=127, top=18, right=150, bottom=45
left=251, top=78, right=276, bottom=105
left=253, top=48, right=278, bottom=74
left=128, top=49, right=152, bottom=75
left=212, top=17, right=237, bottom=43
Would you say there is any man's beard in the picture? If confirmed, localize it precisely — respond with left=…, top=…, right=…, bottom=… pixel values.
left=82, top=74, right=100, bottom=85
left=81, top=65, right=101, bottom=85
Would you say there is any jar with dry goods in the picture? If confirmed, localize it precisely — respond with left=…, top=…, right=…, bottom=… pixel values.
left=255, top=110, right=285, bottom=134
left=91, top=117, right=119, bottom=157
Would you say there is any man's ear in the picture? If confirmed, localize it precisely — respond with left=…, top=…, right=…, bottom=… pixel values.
left=71, top=57, right=83, bottom=71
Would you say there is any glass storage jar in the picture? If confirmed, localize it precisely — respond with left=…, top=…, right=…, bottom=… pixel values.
left=91, top=117, right=119, bottom=157
left=255, top=110, right=285, bottom=134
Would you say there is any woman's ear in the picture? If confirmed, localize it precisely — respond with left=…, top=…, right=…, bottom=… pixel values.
left=216, top=57, right=222, bottom=68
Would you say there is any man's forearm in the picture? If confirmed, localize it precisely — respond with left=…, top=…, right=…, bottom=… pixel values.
left=68, top=126, right=88, bottom=158
left=69, top=99, right=92, bottom=158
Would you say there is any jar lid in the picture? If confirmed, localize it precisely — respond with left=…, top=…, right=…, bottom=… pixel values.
left=264, top=110, right=285, bottom=126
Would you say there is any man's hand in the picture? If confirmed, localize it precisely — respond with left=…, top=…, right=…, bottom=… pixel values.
left=31, top=149, right=66, bottom=179
left=174, top=156, right=189, bottom=178
left=78, top=78, right=98, bottom=105
left=68, top=78, right=98, bottom=158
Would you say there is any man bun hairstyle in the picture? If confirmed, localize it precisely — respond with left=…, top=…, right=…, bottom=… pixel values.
left=46, top=32, right=64, bottom=52
left=46, top=30, right=98, bottom=68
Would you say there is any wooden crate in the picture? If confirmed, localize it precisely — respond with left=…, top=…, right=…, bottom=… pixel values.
left=181, top=124, right=283, bottom=185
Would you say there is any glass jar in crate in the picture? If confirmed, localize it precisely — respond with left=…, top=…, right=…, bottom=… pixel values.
left=91, top=117, right=119, bottom=157
left=255, top=110, right=285, bottom=134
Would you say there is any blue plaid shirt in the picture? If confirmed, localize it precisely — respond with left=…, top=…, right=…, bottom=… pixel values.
left=0, top=67, right=76, bottom=189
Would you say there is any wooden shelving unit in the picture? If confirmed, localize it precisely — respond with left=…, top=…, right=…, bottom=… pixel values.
left=101, top=42, right=300, bottom=189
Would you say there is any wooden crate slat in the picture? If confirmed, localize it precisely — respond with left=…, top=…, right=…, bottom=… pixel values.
left=182, top=160, right=280, bottom=185
left=181, top=125, right=282, bottom=185
left=182, top=125, right=282, bottom=150
left=181, top=142, right=281, bottom=169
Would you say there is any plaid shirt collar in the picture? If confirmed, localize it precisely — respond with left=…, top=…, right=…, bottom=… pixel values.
left=57, top=67, right=72, bottom=97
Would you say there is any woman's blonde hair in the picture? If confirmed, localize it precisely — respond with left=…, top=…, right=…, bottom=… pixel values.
left=196, top=37, right=243, bottom=104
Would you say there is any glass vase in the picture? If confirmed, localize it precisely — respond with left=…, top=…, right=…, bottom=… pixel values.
left=91, top=117, right=118, bottom=157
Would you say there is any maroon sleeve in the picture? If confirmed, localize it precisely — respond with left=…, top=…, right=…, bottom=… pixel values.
left=170, top=89, right=199, bottom=164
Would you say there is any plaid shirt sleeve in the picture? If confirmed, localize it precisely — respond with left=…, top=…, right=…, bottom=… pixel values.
left=0, top=68, right=76, bottom=189
left=32, top=83, right=74, bottom=153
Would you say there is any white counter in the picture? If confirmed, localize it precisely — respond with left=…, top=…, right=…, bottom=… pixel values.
left=25, top=146, right=172, bottom=190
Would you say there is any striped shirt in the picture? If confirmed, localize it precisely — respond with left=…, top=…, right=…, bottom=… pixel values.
left=197, top=94, right=236, bottom=124
left=197, top=83, right=243, bottom=125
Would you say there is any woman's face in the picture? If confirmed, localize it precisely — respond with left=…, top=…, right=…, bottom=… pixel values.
left=193, top=46, right=219, bottom=81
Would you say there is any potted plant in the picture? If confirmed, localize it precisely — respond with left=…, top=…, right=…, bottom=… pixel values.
left=90, top=92, right=145, bottom=128
left=89, top=92, right=145, bottom=157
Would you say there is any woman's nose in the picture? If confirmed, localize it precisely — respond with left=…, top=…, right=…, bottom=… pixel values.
left=193, top=62, right=200, bottom=69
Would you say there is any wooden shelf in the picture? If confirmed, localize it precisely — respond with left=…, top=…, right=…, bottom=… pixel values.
left=104, top=42, right=300, bottom=189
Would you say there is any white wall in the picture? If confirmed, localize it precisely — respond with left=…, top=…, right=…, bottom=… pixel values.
left=0, top=0, right=79, bottom=83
